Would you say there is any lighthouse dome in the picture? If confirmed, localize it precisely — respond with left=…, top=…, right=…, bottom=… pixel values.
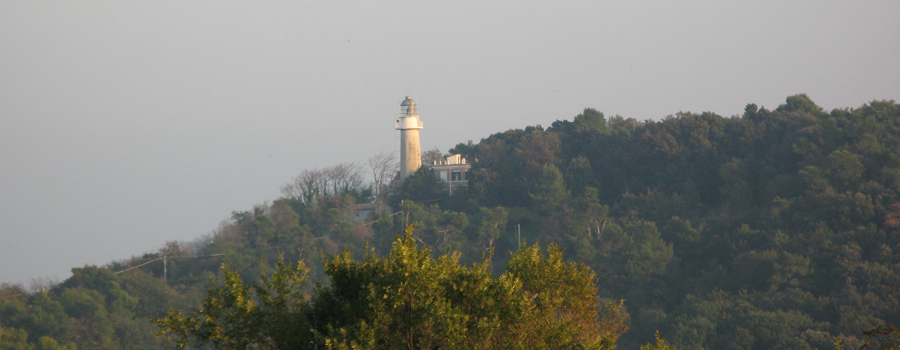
left=400, top=96, right=419, bottom=116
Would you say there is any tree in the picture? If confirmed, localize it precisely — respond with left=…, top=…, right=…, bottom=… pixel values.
left=0, top=325, right=75, bottom=350
left=368, top=151, right=399, bottom=214
left=574, top=108, right=609, bottom=134
left=421, top=147, right=443, bottom=166
left=35, top=336, right=77, bottom=350
left=391, top=166, right=446, bottom=209
left=281, top=168, right=325, bottom=204
left=529, top=164, right=570, bottom=213
left=324, top=163, right=371, bottom=203
left=0, top=326, right=33, bottom=350
left=640, top=331, right=676, bottom=350
left=565, top=156, right=595, bottom=195
left=515, top=128, right=561, bottom=175
left=57, top=288, right=116, bottom=349
left=776, top=93, right=824, bottom=115
left=825, top=149, right=864, bottom=190
left=860, top=323, right=900, bottom=350
left=158, top=225, right=628, bottom=349
left=504, top=243, right=628, bottom=348
left=448, top=140, right=476, bottom=156
left=472, top=206, right=508, bottom=252
left=318, top=225, right=628, bottom=349
left=281, top=163, right=368, bottom=204
left=155, top=260, right=311, bottom=350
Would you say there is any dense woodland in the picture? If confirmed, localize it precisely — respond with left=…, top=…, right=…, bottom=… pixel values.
left=2, top=94, right=899, bottom=349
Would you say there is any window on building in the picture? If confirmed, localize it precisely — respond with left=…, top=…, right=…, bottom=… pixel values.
left=451, top=171, right=461, bottom=181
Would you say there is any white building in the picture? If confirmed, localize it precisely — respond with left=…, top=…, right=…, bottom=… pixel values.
left=429, top=154, right=473, bottom=194
left=396, top=96, right=423, bottom=180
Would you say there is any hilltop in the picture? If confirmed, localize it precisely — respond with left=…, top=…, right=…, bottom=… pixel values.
left=2, top=94, right=899, bottom=349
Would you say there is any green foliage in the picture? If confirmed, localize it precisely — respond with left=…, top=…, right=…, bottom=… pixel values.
left=35, top=336, right=76, bottom=350
left=318, top=225, right=627, bottom=349
left=476, top=95, right=900, bottom=348
left=573, top=108, right=609, bottom=133
left=505, top=243, right=628, bottom=348
left=860, top=323, right=900, bottom=350
left=640, top=331, right=676, bottom=350
left=7, top=95, right=900, bottom=349
left=0, top=326, right=33, bottom=350
left=391, top=166, right=446, bottom=209
left=447, top=140, right=476, bottom=156
left=529, top=164, right=570, bottom=213
left=155, top=260, right=311, bottom=349
left=777, top=93, right=824, bottom=115
left=472, top=206, right=508, bottom=252
left=156, top=225, right=627, bottom=349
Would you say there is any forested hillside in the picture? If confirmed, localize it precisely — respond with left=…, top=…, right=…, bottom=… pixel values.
left=2, top=94, right=899, bottom=349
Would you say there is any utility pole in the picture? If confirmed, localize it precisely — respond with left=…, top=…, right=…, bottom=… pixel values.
left=403, top=200, right=409, bottom=227
left=516, top=224, right=521, bottom=249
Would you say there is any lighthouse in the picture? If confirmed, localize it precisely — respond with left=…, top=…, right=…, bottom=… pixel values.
left=396, top=96, right=424, bottom=180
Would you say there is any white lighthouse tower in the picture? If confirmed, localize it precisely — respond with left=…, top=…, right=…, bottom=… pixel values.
left=396, top=96, right=424, bottom=180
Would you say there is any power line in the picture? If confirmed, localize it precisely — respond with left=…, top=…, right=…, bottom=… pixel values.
left=114, top=257, right=163, bottom=275
left=113, top=252, right=233, bottom=279
left=356, top=210, right=403, bottom=228
left=406, top=197, right=448, bottom=203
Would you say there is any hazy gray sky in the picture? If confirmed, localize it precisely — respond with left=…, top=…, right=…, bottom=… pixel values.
left=2, top=1, right=898, bottom=285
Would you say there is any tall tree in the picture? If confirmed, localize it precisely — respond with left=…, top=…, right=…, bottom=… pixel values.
left=367, top=151, right=399, bottom=214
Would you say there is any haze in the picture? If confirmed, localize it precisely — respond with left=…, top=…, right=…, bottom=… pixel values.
left=2, top=1, right=898, bottom=285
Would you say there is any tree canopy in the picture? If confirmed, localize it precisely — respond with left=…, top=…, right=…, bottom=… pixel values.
left=155, top=225, right=628, bottom=349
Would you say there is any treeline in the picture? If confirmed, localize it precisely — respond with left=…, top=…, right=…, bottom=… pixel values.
left=1, top=94, right=898, bottom=349
left=451, top=94, right=900, bottom=349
